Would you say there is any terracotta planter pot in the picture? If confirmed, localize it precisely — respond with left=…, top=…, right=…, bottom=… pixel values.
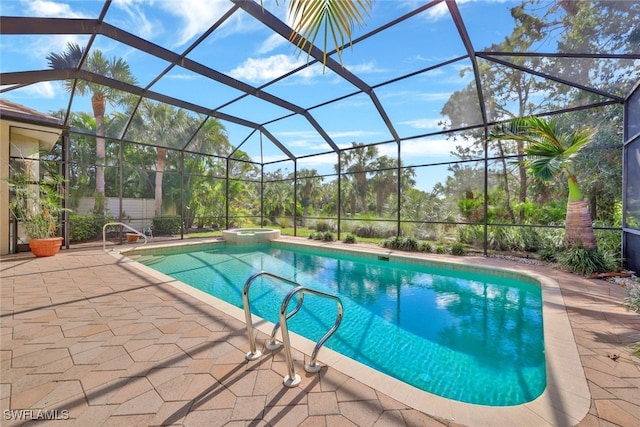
left=28, top=237, right=63, bottom=257
left=126, top=233, right=139, bottom=243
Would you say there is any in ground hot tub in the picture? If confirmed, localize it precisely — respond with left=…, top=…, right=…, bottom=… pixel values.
left=222, top=228, right=281, bottom=245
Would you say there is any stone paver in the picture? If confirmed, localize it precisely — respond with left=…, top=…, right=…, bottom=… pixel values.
left=1, top=239, right=639, bottom=426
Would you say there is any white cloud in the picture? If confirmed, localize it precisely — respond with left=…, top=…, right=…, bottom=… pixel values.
left=22, top=81, right=58, bottom=99
left=24, top=0, right=91, bottom=18
left=399, top=118, right=443, bottom=130
left=345, top=61, right=381, bottom=74
left=425, top=2, right=449, bottom=21
left=395, top=136, right=473, bottom=158
left=228, top=54, right=319, bottom=84
left=166, top=73, right=200, bottom=80
left=257, top=33, right=288, bottom=55
left=27, top=34, right=88, bottom=66
left=331, top=130, right=380, bottom=140
left=158, top=0, right=236, bottom=47
left=112, top=0, right=156, bottom=41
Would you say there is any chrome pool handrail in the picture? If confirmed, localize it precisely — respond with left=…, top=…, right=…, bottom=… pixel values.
left=278, top=286, right=343, bottom=387
left=242, top=271, right=301, bottom=360
left=241, top=271, right=343, bottom=387
left=102, top=222, right=148, bottom=251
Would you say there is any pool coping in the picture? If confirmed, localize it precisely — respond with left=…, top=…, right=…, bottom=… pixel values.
left=115, top=237, right=591, bottom=426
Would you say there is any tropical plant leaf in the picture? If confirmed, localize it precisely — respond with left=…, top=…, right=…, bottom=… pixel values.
left=285, top=0, right=372, bottom=65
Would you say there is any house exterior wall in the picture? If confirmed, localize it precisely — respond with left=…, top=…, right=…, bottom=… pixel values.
left=1, top=123, right=9, bottom=255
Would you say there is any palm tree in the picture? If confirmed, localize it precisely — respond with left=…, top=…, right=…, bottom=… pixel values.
left=339, top=143, right=378, bottom=214
left=489, top=116, right=598, bottom=249
left=285, top=0, right=373, bottom=65
left=47, top=42, right=137, bottom=214
left=133, top=101, right=193, bottom=216
left=297, top=169, right=323, bottom=217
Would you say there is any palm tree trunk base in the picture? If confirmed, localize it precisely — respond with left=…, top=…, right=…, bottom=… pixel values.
left=564, top=200, right=597, bottom=250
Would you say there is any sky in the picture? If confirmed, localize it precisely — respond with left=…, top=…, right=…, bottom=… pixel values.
left=1, top=0, right=524, bottom=190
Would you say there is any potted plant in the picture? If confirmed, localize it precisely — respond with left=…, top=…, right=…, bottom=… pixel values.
left=125, top=232, right=139, bottom=243
left=7, top=162, right=68, bottom=257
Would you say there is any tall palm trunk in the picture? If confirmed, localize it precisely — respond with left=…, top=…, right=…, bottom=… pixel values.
left=92, top=94, right=106, bottom=215
left=565, top=200, right=597, bottom=249
left=155, top=147, right=166, bottom=216
left=564, top=175, right=597, bottom=249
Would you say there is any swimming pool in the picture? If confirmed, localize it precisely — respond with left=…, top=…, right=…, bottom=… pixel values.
left=129, top=241, right=545, bottom=406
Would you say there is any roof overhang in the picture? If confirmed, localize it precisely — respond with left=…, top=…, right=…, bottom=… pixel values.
left=0, top=99, right=64, bottom=151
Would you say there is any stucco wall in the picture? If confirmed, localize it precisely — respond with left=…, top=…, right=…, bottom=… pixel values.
left=0, top=123, right=9, bottom=255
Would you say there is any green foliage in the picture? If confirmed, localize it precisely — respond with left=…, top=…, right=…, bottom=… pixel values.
left=538, top=247, right=557, bottom=262
left=517, top=227, right=542, bottom=252
left=343, top=233, right=357, bottom=244
left=322, top=231, right=335, bottom=242
left=557, top=246, right=615, bottom=275
left=152, top=215, right=181, bottom=235
left=402, top=236, right=419, bottom=251
left=7, top=164, right=69, bottom=239
left=277, top=217, right=290, bottom=229
left=381, top=236, right=403, bottom=249
left=625, top=287, right=640, bottom=313
left=435, top=245, right=447, bottom=254
left=458, top=225, right=484, bottom=246
left=487, top=227, right=517, bottom=251
left=451, top=242, right=466, bottom=256
left=594, top=227, right=622, bottom=254
left=419, top=241, right=432, bottom=253
left=457, top=197, right=484, bottom=223
left=514, top=201, right=566, bottom=225
left=69, top=214, right=107, bottom=242
left=380, top=236, right=419, bottom=251
left=308, top=230, right=334, bottom=241
left=351, top=222, right=396, bottom=239
left=315, top=220, right=332, bottom=232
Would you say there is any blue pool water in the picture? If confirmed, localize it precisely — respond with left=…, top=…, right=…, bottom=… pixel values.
left=134, top=243, right=545, bottom=406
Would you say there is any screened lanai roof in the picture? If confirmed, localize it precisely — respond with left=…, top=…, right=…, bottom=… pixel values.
left=1, top=0, right=639, bottom=168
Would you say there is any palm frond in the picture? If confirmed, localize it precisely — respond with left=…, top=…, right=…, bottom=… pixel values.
left=490, top=115, right=597, bottom=185
left=564, top=127, right=597, bottom=157
left=46, top=42, right=84, bottom=69
left=287, top=0, right=372, bottom=65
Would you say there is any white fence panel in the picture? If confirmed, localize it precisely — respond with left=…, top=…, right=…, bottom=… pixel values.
left=76, top=197, right=155, bottom=230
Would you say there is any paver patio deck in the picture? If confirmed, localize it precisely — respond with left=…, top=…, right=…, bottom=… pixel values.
left=1, top=237, right=638, bottom=426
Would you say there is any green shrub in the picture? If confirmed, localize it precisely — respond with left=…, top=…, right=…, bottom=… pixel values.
left=538, top=247, right=557, bottom=263
left=308, top=231, right=324, bottom=240
left=381, top=235, right=426, bottom=252
left=315, top=220, right=332, bottom=232
left=152, top=215, right=181, bottom=235
left=557, top=246, right=615, bottom=275
left=277, top=217, right=290, bottom=228
left=343, top=233, right=357, bottom=244
left=517, top=227, right=542, bottom=252
left=419, top=242, right=432, bottom=253
left=451, top=242, right=465, bottom=256
left=594, top=228, right=622, bottom=269
left=435, top=245, right=447, bottom=254
left=625, top=287, right=640, bottom=313
left=458, top=225, right=483, bottom=246
left=322, top=231, right=335, bottom=242
left=381, top=236, right=403, bottom=250
left=353, top=223, right=395, bottom=239
left=352, top=223, right=376, bottom=238
left=401, top=236, right=419, bottom=251
left=69, top=214, right=108, bottom=242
